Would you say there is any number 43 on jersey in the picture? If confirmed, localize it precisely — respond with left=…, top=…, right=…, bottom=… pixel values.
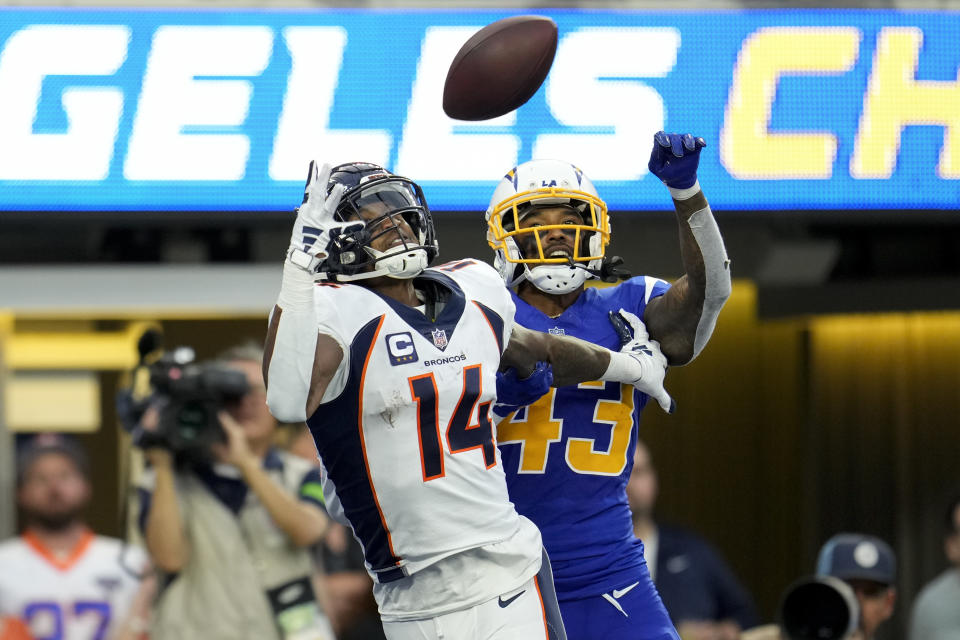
left=497, top=381, right=637, bottom=476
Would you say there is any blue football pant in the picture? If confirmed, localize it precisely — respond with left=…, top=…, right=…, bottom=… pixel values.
left=558, top=570, right=679, bottom=640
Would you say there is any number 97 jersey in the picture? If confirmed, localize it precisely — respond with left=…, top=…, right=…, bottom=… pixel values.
left=497, top=276, right=670, bottom=600
left=0, top=533, right=147, bottom=640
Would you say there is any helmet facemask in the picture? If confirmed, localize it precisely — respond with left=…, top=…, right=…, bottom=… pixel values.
left=488, top=183, right=610, bottom=294
left=324, top=174, right=438, bottom=281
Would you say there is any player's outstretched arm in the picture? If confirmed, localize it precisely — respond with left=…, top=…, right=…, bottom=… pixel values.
left=643, top=132, right=731, bottom=365
left=502, top=325, right=608, bottom=386
left=502, top=324, right=673, bottom=412
left=263, top=161, right=347, bottom=422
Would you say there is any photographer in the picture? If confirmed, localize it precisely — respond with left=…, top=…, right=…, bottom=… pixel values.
left=137, top=343, right=335, bottom=640
left=743, top=533, right=896, bottom=640
left=814, top=533, right=896, bottom=640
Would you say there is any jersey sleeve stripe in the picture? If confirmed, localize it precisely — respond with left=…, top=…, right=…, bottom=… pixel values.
left=533, top=575, right=550, bottom=640
left=435, top=259, right=477, bottom=272
left=644, top=277, right=671, bottom=304
left=355, top=315, right=402, bottom=565
left=473, top=301, right=505, bottom=354
left=534, top=549, right=566, bottom=640
left=307, top=315, right=406, bottom=581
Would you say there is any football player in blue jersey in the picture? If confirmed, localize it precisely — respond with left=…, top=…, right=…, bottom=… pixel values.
left=486, top=131, right=731, bottom=640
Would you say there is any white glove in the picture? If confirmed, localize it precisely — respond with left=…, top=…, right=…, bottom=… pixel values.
left=606, top=308, right=674, bottom=414
left=286, top=161, right=351, bottom=272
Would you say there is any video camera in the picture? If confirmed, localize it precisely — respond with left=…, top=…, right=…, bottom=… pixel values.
left=118, top=331, right=249, bottom=465
left=777, top=576, right=859, bottom=640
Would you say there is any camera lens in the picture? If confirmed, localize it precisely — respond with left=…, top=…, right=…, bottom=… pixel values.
left=779, top=576, right=858, bottom=640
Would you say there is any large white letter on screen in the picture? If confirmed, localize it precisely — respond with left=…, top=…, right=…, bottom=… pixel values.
left=396, top=27, right=519, bottom=180
left=124, top=26, right=272, bottom=181
left=533, top=28, right=679, bottom=181
left=852, top=27, right=960, bottom=179
left=720, top=27, right=860, bottom=179
left=0, top=25, right=128, bottom=180
left=269, top=27, right=391, bottom=180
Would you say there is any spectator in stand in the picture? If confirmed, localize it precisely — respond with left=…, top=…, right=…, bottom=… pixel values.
left=816, top=533, right=897, bottom=640
left=0, top=434, right=153, bottom=640
left=909, top=493, right=960, bottom=640
left=626, top=439, right=758, bottom=639
left=284, top=423, right=387, bottom=640
left=138, top=344, right=335, bottom=640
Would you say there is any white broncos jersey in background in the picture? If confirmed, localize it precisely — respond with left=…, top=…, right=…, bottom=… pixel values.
left=307, top=260, right=543, bottom=620
left=0, top=532, right=147, bottom=640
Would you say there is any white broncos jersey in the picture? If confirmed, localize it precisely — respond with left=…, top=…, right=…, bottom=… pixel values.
left=309, top=260, right=535, bottom=587
left=0, top=532, right=147, bottom=640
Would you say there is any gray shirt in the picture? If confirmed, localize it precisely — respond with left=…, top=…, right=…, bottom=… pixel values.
left=143, top=451, right=332, bottom=640
left=909, top=569, right=960, bottom=640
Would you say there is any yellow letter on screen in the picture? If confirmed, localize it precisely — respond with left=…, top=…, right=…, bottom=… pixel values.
left=851, top=27, right=960, bottom=179
left=720, top=27, right=860, bottom=179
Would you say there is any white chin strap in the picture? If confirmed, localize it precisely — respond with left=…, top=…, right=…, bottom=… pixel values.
left=380, top=248, right=429, bottom=279
left=525, top=263, right=588, bottom=294
left=334, top=247, right=428, bottom=281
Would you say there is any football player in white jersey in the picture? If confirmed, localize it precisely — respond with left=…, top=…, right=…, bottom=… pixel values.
left=264, top=161, right=676, bottom=640
left=0, top=436, right=152, bottom=640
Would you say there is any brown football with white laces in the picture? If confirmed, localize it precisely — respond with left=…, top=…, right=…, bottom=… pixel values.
left=442, top=15, right=558, bottom=121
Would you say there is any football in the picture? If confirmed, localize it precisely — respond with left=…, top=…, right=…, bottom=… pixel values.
left=442, top=15, right=558, bottom=121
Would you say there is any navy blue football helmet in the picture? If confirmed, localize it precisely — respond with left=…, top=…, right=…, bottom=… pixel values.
left=319, top=162, right=439, bottom=281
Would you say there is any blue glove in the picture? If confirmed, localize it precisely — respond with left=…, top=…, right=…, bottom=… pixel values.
left=492, top=361, right=553, bottom=421
left=648, top=131, right=707, bottom=190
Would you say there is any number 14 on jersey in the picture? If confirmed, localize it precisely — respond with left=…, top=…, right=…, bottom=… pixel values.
left=408, top=364, right=497, bottom=482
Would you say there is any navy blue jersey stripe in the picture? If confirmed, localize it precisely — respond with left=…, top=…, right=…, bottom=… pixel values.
left=473, top=300, right=505, bottom=354
left=536, top=550, right=567, bottom=640
left=307, top=315, right=403, bottom=576
left=371, top=269, right=466, bottom=348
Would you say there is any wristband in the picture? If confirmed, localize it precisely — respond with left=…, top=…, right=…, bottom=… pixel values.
left=667, top=179, right=701, bottom=201
left=599, top=351, right=640, bottom=384
left=277, top=260, right=316, bottom=310
left=288, top=248, right=320, bottom=272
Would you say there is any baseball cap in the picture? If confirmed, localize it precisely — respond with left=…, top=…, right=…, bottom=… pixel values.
left=816, top=533, right=896, bottom=585
left=16, top=434, right=90, bottom=486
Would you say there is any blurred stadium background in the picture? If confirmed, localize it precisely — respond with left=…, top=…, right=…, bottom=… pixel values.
left=1, top=0, right=958, bottom=637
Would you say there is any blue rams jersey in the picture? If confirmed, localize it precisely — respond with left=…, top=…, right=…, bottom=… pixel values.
left=497, top=276, right=670, bottom=600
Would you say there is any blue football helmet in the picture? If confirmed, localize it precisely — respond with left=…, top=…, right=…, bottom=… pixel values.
left=317, top=162, right=439, bottom=281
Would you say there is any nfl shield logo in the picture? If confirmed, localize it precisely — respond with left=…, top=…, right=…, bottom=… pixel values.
left=431, top=328, right=448, bottom=350
left=96, top=576, right=121, bottom=594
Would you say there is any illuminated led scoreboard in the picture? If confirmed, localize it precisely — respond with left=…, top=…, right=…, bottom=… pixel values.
left=0, top=9, right=958, bottom=211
